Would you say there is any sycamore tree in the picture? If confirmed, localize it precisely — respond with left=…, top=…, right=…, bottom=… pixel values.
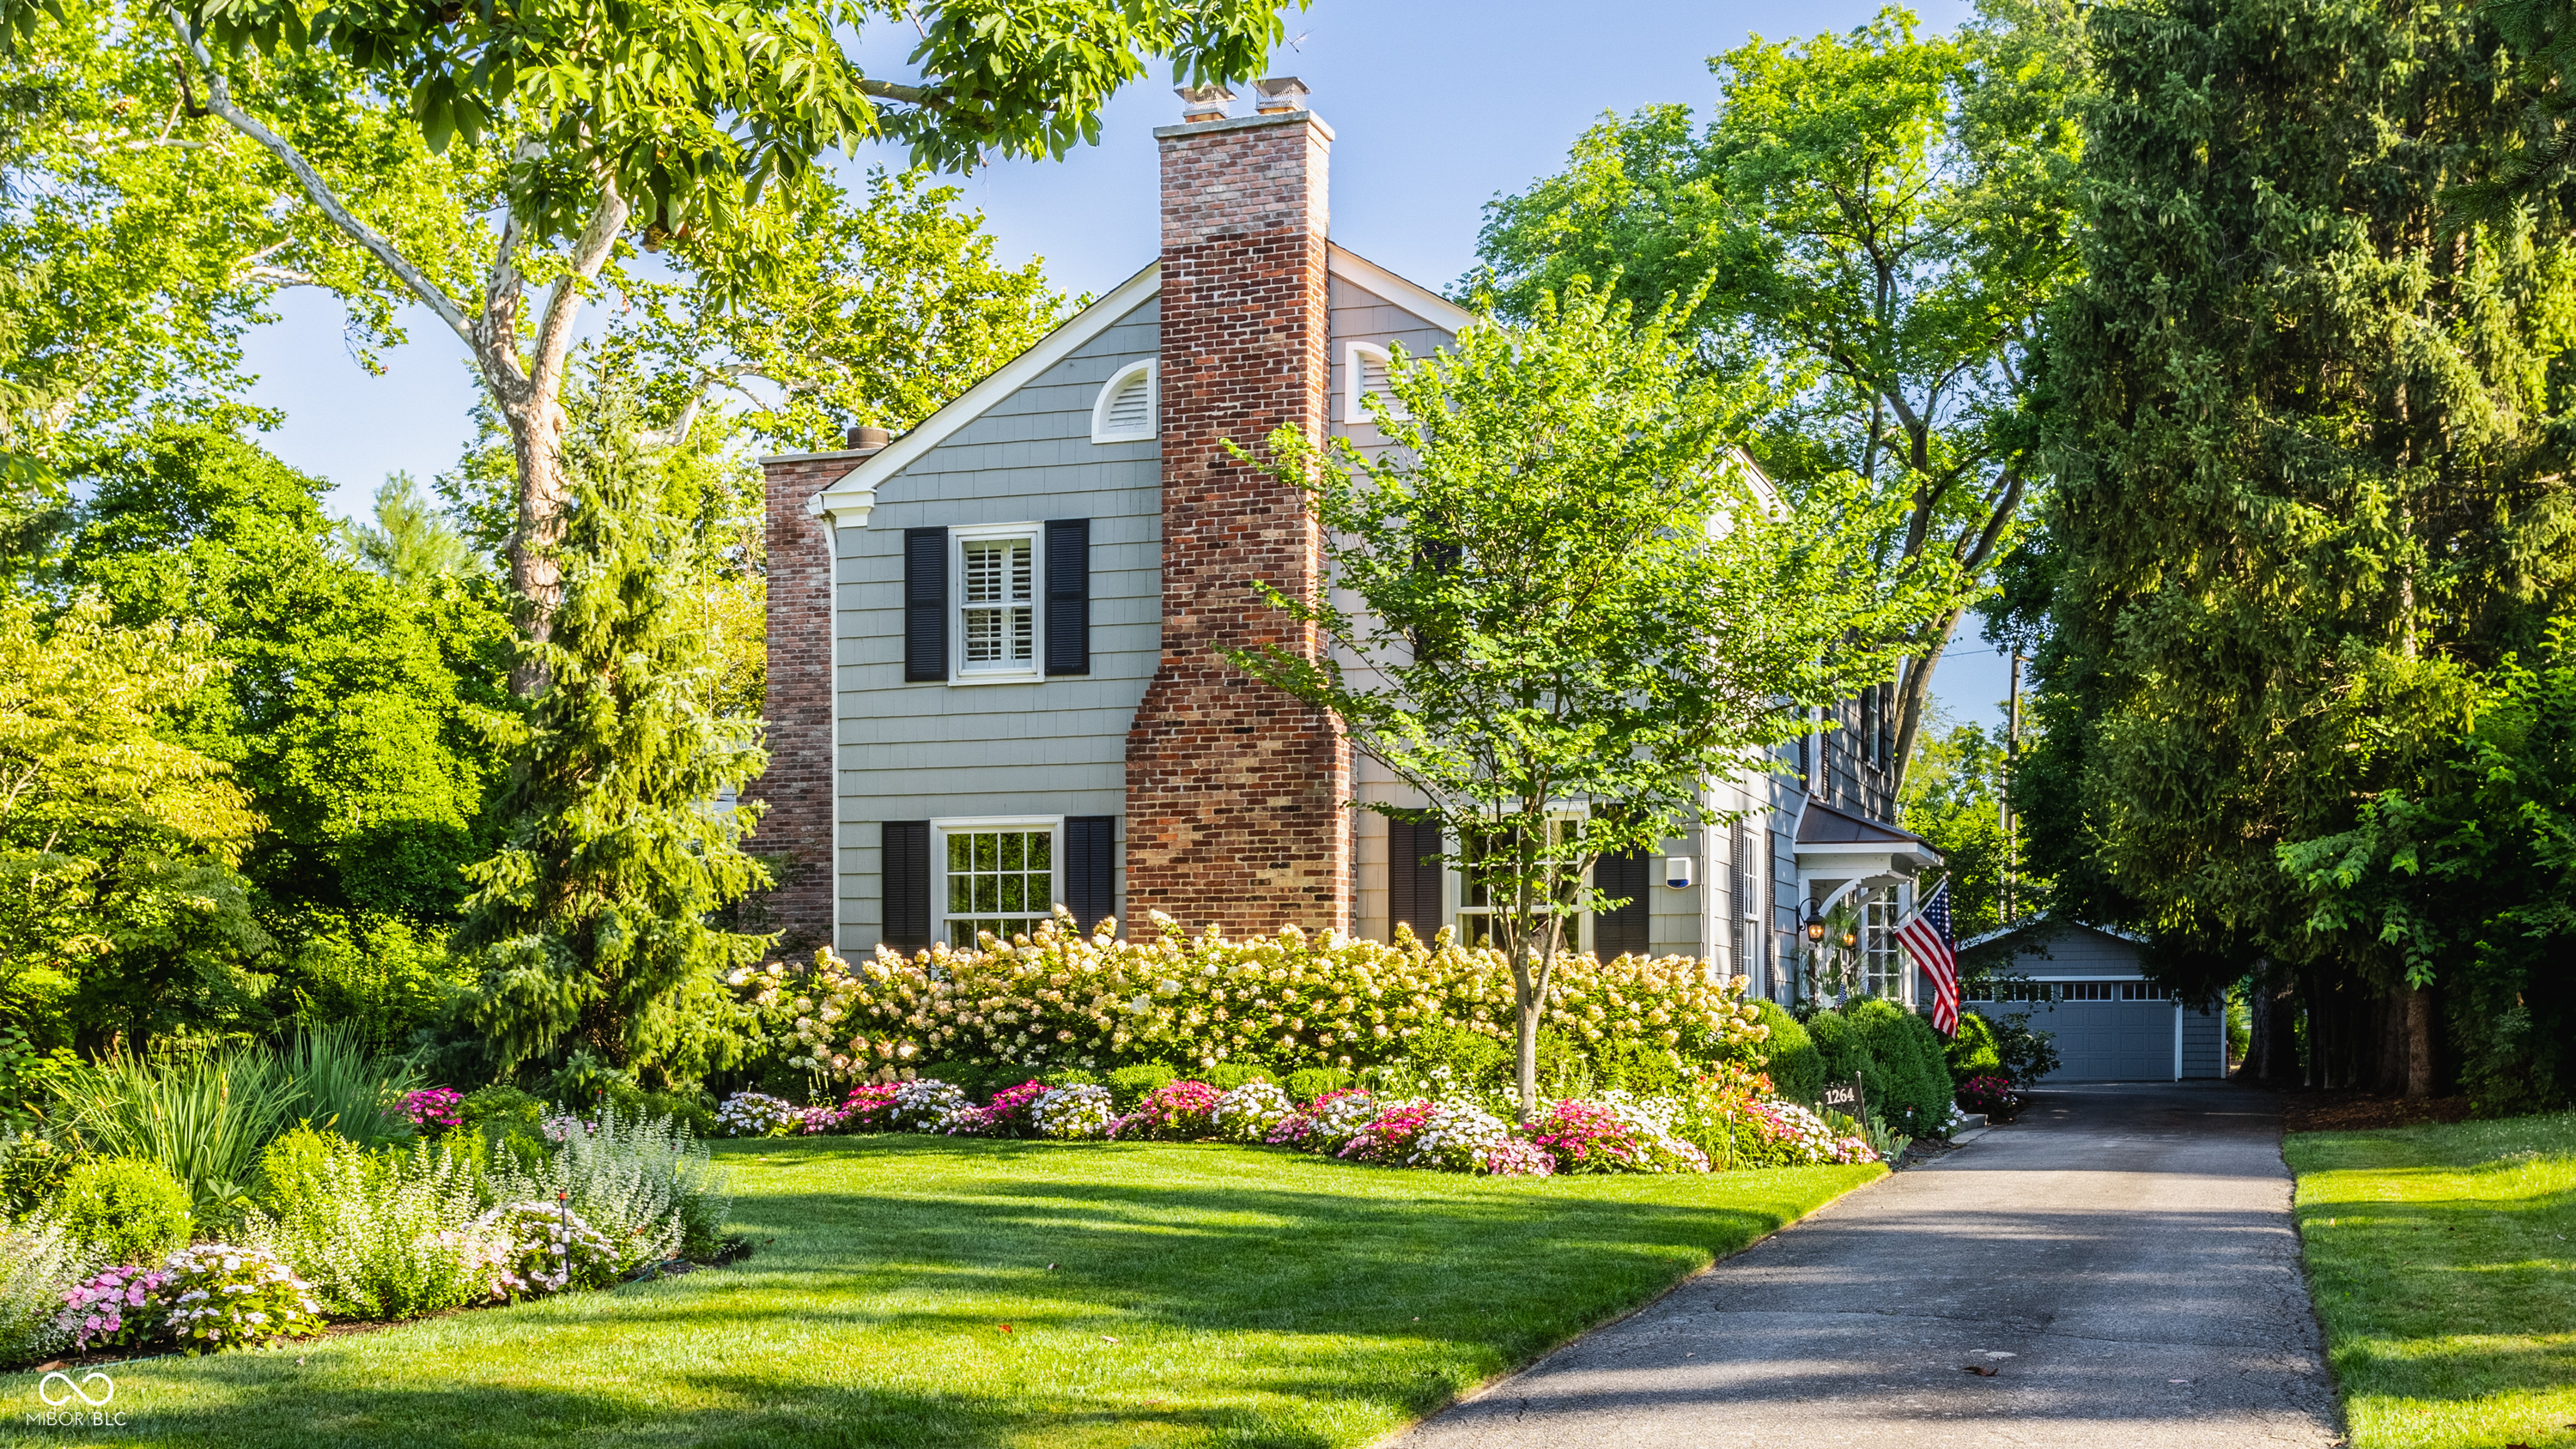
left=1229, top=279, right=1953, bottom=1121
left=1472, top=2, right=2087, bottom=789
left=3, top=0, right=1259, bottom=686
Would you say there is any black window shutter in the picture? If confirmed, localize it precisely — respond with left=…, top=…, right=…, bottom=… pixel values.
left=1592, top=850, right=1650, bottom=959
left=882, top=822, right=931, bottom=950
left=1388, top=816, right=1443, bottom=943
left=1045, top=518, right=1091, bottom=676
left=1065, top=815, right=1116, bottom=931
left=903, top=527, right=948, bottom=682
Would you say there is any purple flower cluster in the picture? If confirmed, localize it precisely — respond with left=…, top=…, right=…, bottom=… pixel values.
left=399, top=1087, right=464, bottom=1131
left=58, top=1265, right=174, bottom=1350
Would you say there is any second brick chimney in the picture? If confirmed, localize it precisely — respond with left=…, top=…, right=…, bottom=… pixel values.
left=1123, top=86, right=1352, bottom=936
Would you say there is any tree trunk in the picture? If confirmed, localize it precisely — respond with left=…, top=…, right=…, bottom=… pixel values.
left=504, top=397, right=573, bottom=695
left=2403, top=984, right=2434, bottom=1100
left=1886, top=605, right=1964, bottom=798
left=1516, top=969, right=1540, bottom=1125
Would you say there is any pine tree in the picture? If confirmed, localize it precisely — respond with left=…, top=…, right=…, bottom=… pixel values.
left=458, top=383, right=772, bottom=1082
left=2025, top=0, right=2576, bottom=1089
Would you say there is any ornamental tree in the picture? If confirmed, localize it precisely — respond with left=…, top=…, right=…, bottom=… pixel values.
left=455, top=377, right=771, bottom=1081
left=1228, top=278, right=1953, bottom=1122
left=1473, top=1, right=2087, bottom=791
left=3, top=0, right=1284, bottom=687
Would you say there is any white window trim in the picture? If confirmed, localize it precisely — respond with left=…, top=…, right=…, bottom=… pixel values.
left=931, top=815, right=1063, bottom=949
left=1091, top=359, right=1158, bottom=444
left=950, top=522, right=1043, bottom=686
left=1449, top=809, right=1594, bottom=955
left=1346, top=341, right=1407, bottom=425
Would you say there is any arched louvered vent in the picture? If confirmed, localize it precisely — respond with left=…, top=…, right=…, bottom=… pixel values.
left=1091, top=360, right=1157, bottom=443
left=1348, top=342, right=1406, bottom=423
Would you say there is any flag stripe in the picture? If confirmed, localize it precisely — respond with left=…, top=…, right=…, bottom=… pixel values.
left=1898, top=881, right=1959, bottom=1037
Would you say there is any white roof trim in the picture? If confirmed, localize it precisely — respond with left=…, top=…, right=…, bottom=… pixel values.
left=815, top=262, right=1162, bottom=522
left=1327, top=246, right=1480, bottom=336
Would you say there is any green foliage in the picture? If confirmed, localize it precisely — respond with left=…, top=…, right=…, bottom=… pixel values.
left=1228, top=274, right=1946, bottom=1118
left=908, top=1060, right=998, bottom=1103
left=52, top=1046, right=297, bottom=1222
left=1901, top=719, right=2014, bottom=937
left=1201, top=1062, right=1274, bottom=1092
left=274, top=914, right=473, bottom=1055
left=57, top=1156, right=191, bottom=1264
left=0, top=1128, right=75, bottom=1214
left=246, top=1130, right=494, bottom=1320
left=1394, top=1024, right=1511, bottom=1096
left=1104, top=1063, right=1177, bottom=1110
left=1990, top=1007, right=2061, bottom=1086
left=349, top=473, right=477, bottom=590
left=459, top=382, right=774, bottom=1082
left=0, top=590, right=264, bottom=1052
left=1945, top=1010, right=2002, bottom=1083
left=2279, top=623, right=2576, bottom=1111
left=485, top=1104, right=729, bottom=1267
left=1802, top=1009, right=1891, bottom=1119
left=1473, top=0, right=2089, bottom=779
left=2025, top=0, right=2576, bottom=1039
left=1846, top=998, right=1953, bottom=1137
left=1747, top=999, right=1824, bottom=1102
left=0, top=1026, right=76, bottom=1130
left=1283, top=1067, right=1354, bottom=1103
left=64, top=424, right=518, bottom=935
left=1595, top=1038, right=1686, bottom=1097
left=276, top=1026, right=420, bottom=1146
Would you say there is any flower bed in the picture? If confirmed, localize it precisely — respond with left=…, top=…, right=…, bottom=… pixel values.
left=720, top=1061, right=1880, bottom=1179
left=737, top=909, right=1769, bottom=1082
left=9, top=1106, right=734, bottom=1367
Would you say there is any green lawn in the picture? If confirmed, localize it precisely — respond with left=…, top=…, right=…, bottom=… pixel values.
left=2288, top=1111, right=2576, bottom=1449
left=3, top=1138, right=1879, bottom=1448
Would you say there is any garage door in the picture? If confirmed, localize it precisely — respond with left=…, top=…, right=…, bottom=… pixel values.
left=1970, top=991, right=2175, bottom=1081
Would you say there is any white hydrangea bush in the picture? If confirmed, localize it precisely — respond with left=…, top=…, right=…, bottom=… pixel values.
left=886, top=1079, right=971, bottom=1133
left=737, top=907, right=1767, bottom=1082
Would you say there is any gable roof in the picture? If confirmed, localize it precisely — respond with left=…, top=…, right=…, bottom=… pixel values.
left=1958, top=914, right=2148, bottom=953
left=805, top=246, right=1479, bottom=526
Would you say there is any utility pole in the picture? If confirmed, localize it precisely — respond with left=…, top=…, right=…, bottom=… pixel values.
left=2002, top=650, right=2024, bottom=925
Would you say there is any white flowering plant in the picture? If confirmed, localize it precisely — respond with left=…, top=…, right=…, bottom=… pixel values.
left=738, top=908, right=1767, bottom=1082
left=246, top=1134, right=501, bottom=1319
left=1210, top=1081, right=1297, bottom=1143
left=158, top=1246, right=323, bottom=1352
left=1027, top=1083, right=1116, bottom=1140
left=886, top=1079, right=971, bottom=1133
left=476, top=1200, right=620, bottom=1296
left=714, top=1092, right=805, bottom=1137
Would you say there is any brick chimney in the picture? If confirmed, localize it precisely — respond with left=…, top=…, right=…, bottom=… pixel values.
left=750, top=425, right=885, bottom=953
left=1123, top=81, right=1353, bottom=936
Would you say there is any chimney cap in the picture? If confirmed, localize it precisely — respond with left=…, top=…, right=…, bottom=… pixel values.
left=1175, top=82, right=1235, bottom=122
left=1252, top=76, right=1309, bottom=112
left=845, top=424, right=890, bottom=453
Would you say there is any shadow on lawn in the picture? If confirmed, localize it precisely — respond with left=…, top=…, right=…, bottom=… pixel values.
left=2299, top=1176, right=2576, bottom=1408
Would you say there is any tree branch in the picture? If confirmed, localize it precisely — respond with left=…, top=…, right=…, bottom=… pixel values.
left=528, top=183, right=630, bottom=397
left=173, top=15, right=474, bottom=350
left=858, top=77, right=934, bottom=106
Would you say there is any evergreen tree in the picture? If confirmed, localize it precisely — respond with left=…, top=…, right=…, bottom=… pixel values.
left=2025, top=0, right=2576, bottom=1090
left=458, top=380, right=772, bottom=1082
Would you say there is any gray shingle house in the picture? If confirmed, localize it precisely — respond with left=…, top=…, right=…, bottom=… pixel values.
left=750, top=81, right=1942, bottom=1007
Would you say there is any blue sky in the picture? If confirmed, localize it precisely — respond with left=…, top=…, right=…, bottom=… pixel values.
left=235, top=0, right=2016, bottom=727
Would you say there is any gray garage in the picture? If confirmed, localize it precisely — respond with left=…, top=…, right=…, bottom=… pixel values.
left=1959, top=919, right=2227, bottom=1082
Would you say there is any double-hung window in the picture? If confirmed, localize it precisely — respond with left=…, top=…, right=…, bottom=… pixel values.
left=935, top=817, right=1058, bottom=948
left=956, top=525, right=1039, bottom=680
left=1454, top=815, right=1589, bottom=951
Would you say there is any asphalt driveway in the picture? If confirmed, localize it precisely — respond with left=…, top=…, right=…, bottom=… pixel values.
left=1396, top=1082, right=2340, bottom=1448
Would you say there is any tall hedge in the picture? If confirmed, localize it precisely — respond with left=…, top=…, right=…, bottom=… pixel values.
left=1747, top=999, right=1823, bottom=1101
left=1802, top=1009, right=1890, bottom=1119
left=1945, top=1011, right=2002, bottom=1082
left=1849, top=999, right=1952, bottom=1136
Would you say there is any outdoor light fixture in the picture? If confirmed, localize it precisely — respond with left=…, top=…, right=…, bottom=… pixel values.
left=1838, top=926, right=1859, bottom=950
left=1802, top=908, right=1828, bottom=944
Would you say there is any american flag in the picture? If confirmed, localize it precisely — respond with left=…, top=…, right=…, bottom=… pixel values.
left=1899, top=879, right=1959, bottom=1036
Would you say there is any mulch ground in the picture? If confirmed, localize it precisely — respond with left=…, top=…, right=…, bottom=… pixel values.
left=2278, top=1088, right=2476, bottom=1134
